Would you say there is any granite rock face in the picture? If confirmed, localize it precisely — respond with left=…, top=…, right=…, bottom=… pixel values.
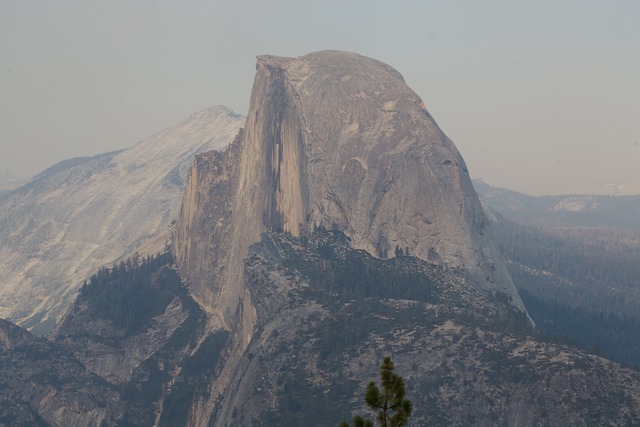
left=0, top=106, right=244, bottom=333
left=0, top=319, right=126, bottom=426
left=12, top=51, right=640, bottom=426
left=4, top=230, right=640, bottom=426
left=211, top=231, right=640, bottom=426
left=173, top=50, right=528, bottom=424
left=175, top=51, right=525, bottom=325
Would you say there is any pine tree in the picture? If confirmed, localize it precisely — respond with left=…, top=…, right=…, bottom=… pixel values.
left=340, top=356, right=413, bottom=427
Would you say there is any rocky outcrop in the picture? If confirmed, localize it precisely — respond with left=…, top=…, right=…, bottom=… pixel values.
left=175, top=50, right=526, bottom=326
left=176, top=52, right=524, bottom=322
left=5, top=50, right=640, bottom=426
left=51, top=295, right=189, bottom=384
left=209, top=231, right=640, bottom=426
left=0, top=106, right=244, bottom=333
left=249, top=52, right=518, bottom=300
left=47, top=252, right=216, bottom=426
left=173, top=50, right=527, bottom=425
left=0, top=319, right=126, bottom=426
left=0, top=318, right=33, bottom=350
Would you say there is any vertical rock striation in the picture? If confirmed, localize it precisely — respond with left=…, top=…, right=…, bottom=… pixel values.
left=173, top=50, right=528, bottom=424
left=175, top=51, right=525, bottom=320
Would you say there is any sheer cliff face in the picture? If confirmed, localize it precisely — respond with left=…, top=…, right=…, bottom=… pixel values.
left=174, top=51, right=526, bottom=329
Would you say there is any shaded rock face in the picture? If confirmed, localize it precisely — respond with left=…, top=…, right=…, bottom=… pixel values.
left=46, top=253, right=218, bottom=426
left=0, top=106, right=244, bottom=333
left=51, top=295, right=189, bottom=385
left=0, top=318, right=32, bottom=350
left=175, top=51, right=525, bottom=328
left=5, top=234, right=640, bottom=425
left=8, top=228, right=632, bottom=427
left=173, top=50, right=528, bottom=425
left=0, top=319, right=126, bottom=427
left=209, top=231, right=640, bottom=426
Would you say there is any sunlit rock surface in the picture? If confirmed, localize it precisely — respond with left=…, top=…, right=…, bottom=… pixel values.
left=0, top=106, right=244, bottom=333
left=173, top=50, right=527, bottom=424
left=175, top=50, right=525, bottom=327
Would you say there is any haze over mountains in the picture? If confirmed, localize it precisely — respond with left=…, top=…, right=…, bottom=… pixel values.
left=170, top=50, right=530, bottom=423
left=474, top=179, right=640, bottom=230
left=0, top=168, right=15, bottom=186
left=0, top=106, right=244, bottom=334
left=0, top=168, right=24, bottom=192
left=1, top=51, right=640, bottom=426
left=475, top=180, right=640, bottom=368
left=578, top=178, right=640, bottom=196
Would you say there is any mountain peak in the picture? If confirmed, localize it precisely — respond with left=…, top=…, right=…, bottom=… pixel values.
left=0, top=106, right=244, bottom=332
left=175, top=50, right=527, bottom=339
left=257, top=50, right=406, bottom=81
left=249, top=50, right=521, bottom=306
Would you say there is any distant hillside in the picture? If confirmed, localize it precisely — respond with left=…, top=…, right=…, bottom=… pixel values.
left=475, top=180, right=640, bottom=367
left=474, top=179, right=640, bottom=230
left=0, top=106, right=245, bottom=334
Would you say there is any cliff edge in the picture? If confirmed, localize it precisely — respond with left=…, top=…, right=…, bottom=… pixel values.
left=175, top=50, right=525, bottom=321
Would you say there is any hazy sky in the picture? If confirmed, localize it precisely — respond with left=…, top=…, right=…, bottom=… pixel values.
left=1, top=1, right=639, bottom=195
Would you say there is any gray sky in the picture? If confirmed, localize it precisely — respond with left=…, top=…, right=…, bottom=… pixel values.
left=1, top=1, right=639, bottom=195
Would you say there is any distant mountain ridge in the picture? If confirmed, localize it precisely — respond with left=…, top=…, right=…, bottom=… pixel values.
left=0, top=106, right=245, bottom=334
left=473, top=179, right=640, bottom=230
left=475, top=179, right=640, bottom=368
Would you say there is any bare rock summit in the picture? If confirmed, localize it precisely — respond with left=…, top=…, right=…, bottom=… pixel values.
left=176, top=51, right=525, bottom=322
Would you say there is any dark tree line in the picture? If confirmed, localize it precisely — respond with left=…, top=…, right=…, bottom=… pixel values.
left=79, top=251, right=182, bottom=335
left=492, top=217, right=640, bottom=368
left=494, top=219, right=640, bottom=290
left=282, top=228, right=440, bottom=305
left=521, top=288, right=640, bottom=368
